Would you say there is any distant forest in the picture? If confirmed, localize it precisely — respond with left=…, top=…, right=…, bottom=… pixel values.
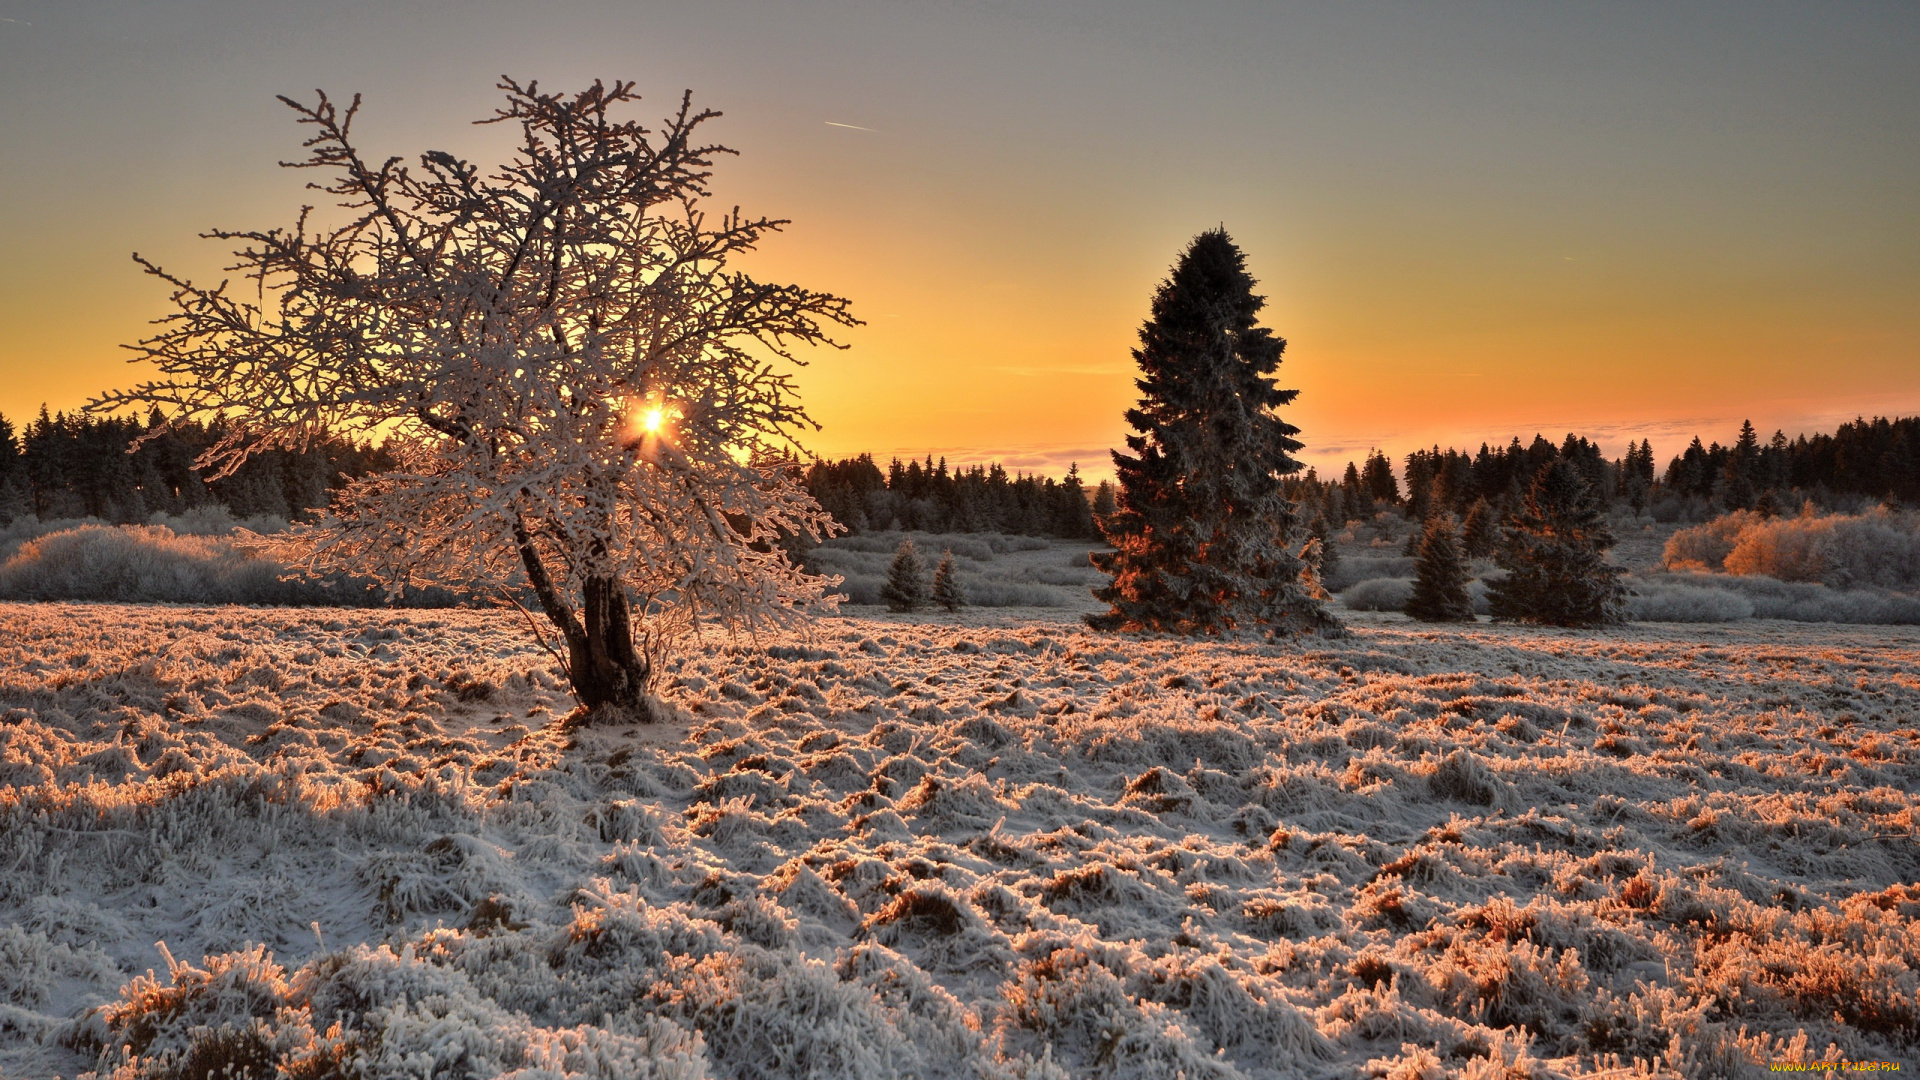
left=1286, top=417, right=1920, bottom=530
left=0, top=408, right=391, bottom=525
left=2, top=406, right=1916, bottom=535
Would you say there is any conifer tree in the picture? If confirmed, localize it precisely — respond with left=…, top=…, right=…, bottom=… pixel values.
left=1720, top=419, right=1760, bottom=510
left=1053, top=463, right=1097, bottom=538
left=1091, top=479, right=1117, bottom=523
left=1310, top=513, right=1338, bottom=585
left=1487, top=460, right=1628, bottom=626
left=931, top=550, right=965, bottom=612
left=881, top=538, right=930, bottom=612
left=0, top=415, right=24, bottom=521
left=1406, top=516, right=1474, bottom=622
left=1361, top=450, right=1400, bottom=505
left=1089, top=229, right=1340, bottom=637
left=1460, top=497, right=1498, bottom=558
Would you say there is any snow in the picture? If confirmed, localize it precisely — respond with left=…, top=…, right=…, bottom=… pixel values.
left=1, top=602, right=1915, bottom=1077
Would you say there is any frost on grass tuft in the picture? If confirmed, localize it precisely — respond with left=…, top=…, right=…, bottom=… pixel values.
left=2, top=603, right=1918, bottom=1078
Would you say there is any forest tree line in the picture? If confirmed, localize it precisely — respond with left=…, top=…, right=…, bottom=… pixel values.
left=0, top=408, right=392, bottom=526
left=3, top=404, right=1915, bottom=537
left=1287, top=416, right=1920, bottom=536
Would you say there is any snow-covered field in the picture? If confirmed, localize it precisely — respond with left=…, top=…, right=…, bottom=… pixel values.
left=1, top=603, right=1915, bottom=1079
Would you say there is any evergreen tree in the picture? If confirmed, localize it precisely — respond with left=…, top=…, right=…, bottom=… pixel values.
left=1360, top=450, right=1399, bottom=505
left=880, top=538, right=930, bottom=612
left=1309, top=513, right=1338, bottom=585
left=1487, top=460, right=1628, bottom=626
left=1406, top=516, right=1474, bottom=622
left=1088, top=229, right=1340, bottom=637
left=1460, top=496, right=1498, bottom=559
left=1053, top=463, right=1097, bottom=538
left=0, top=415, right=27, bottom=524
left=931, top=550, right=965, bottom=612
left=1091, top=479, right=1116, bottom=524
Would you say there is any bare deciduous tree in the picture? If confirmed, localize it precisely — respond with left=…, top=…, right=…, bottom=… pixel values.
left=96, top=78, right=859, bottom=715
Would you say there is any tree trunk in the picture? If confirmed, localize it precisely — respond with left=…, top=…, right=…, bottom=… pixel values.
left=513, top=514, right=651, bottom=714
left=570, top=573, right=649, bottom=710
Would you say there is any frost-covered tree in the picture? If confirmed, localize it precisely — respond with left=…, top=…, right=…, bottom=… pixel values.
left=1406, top=516, right=1473, bottom=622
left=881, top=538, right=930, bottom=612
left=1460, top=497, right=1498, bottom=558
left=1090, top=229, right=1340, bottom=637
left=1310, top=513, right=1338, bottom=585
left=1487, top=460, right=1628, bottom=627
left=95, top=79, right=857, bottom=714
left=931, top=550, right=965, bottom=612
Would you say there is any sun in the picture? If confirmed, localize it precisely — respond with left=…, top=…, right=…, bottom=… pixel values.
left=640, top=405, right=665, bottom=435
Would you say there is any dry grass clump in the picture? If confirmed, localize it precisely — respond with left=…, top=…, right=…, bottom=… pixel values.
left=1, top=603, right=1917, bottom=1077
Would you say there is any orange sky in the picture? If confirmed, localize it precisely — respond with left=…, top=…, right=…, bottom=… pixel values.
left=2, top=2, right=1916, bottom=480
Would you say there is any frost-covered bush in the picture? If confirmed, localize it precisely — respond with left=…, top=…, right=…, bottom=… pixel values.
left=1325, top=556, right=1414, bottom=594
left=1665, top=507, right=1920, bottom=592
left=146, top=505, right=291, bottom=537
left=1662, top=510, right=1762, bottom=571
left=1716, top=574, right=1920, bottom=623
left=1724, top=509, right=1920, bottom=591
left=1627, top=573, right=1920, bottom=624
left=0, top=524, right=460, bottom=606
left=0, top=525, right=298, bottom=604
left=1628, top=580, right=1755, bottom=622
left=1339, top=577, right=1412, bottom=612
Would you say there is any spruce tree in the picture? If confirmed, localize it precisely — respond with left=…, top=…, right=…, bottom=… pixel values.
left=1089, top=229, right=1340, bottom=637
left=1406, top=516, right=1474, bottom=622
left=1091, top=480, right=1117, bottom=523
left=1460, top=497, right=1498, bottom=558
left=1310, top=513, right=1338, bottom=586
left=1053, top=463, right=1097, bottom=538
left=1487, top=460, right=1628, bottom=626
left=931, top=551, right=965, bottom=612
left=1720, top=419, right=1760, bottom=510
left=1361, top=450, right=1400, bottom=505
left=880, top=538, right=930, bottom=612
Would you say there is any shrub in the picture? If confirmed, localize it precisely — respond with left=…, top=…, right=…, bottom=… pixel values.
left=1627, top=572, right=1920, bottom=624
left=1325, top=556, right=1415, bottom=594
left=1627, top=580, right=1755, bottom=622
left=1664, top=506, right=1920, bottom=593
left=1722, top=509, right=1920, bottom=591
left=1662, top=510, right=1761, bottom=571
left=0, top=525, right=293, bottom=604
left=0, top=523, right=460, bottom=606
left=1341, top=578, right=1412, bottom=612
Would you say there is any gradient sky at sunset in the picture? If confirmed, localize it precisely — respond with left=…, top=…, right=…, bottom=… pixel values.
left=2, top=2, right=1915, bottom=479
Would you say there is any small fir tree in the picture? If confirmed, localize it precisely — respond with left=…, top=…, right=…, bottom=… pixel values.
left=1091, top=479, right=1117, bottom=522
left=1310, top=514, right=1338, bottom=585
left=1487, top=460, right=1628, bottom=626
left=1406, top=516, right=1474, bottom=622
left=881, top=538, right=930, bottom=612
left=1460, top=497, right=1498, bottom=558
left=1089, top=229, right=1340, bottom=637
left=931, top=550, right=965, bottom=612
